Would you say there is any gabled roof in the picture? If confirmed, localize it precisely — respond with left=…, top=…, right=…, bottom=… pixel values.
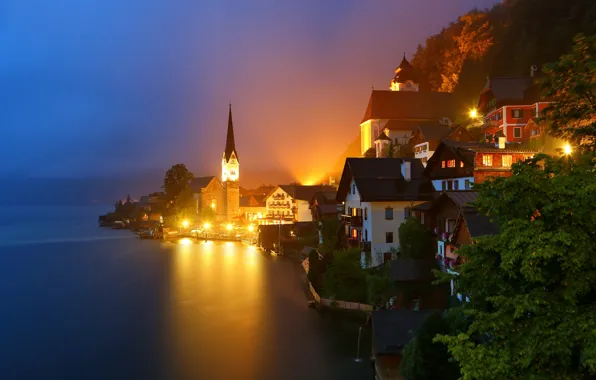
left=416, top=123, right=451, bottom=142
left=453, top=208, right=500, bottom=243
left=482, top=76, right=534, bottom=103
left=374, top=131, right=392, bottom=142
left=276, top=185, right=336, bottom=202
left=189, top=176, right=218, bottom=192
left=336, top=158, right=434, bottom=202
left=240, top=195, right=266, bottom=207
left=389, top=258, right=437, bottom=282
left=311, top=190, right=338, bottom=206
left=371, top=310, right=437, bottom=354
left=384, top=119, right=423, bottom=132
left=361, top=90, right=459, bottom=123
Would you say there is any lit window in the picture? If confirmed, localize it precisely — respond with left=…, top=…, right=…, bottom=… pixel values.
left=482, top=155, right=493, bottom=166
left=502, top=155, right=513, bottom=167
left=441, top=161, right=446, bottom=168
left=513, top=127, right=522, bottom=138
left=460, top=161, right=464, bottom=168
left=385, top=232, right=394, bottom=243
left=447, top=159, right=456, bottom=168
left=385, top=207, right=394, bottom=220
left=351, top=229, right=358, bottom=238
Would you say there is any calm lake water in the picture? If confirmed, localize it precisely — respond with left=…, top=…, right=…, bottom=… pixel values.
left=0, top=206, right=371, bottom=379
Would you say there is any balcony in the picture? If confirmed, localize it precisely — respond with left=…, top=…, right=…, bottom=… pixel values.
left=341, top=215, right=362, bottom=226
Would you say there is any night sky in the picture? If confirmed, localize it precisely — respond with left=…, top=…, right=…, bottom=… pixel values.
left=1, top=0, right=500, bottom=186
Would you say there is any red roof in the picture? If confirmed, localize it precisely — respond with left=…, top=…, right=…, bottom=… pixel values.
left=361, top=90, right=459, bottom=123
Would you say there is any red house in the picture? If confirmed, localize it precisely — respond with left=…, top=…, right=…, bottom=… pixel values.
left=477, top=76, right=551, bottom=144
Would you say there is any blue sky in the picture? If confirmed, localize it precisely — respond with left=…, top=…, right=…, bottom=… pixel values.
left=0, top=0, right=500, bottom=182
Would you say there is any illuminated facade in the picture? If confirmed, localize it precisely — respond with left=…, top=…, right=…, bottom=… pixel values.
left=389, top=54, right=420, bottom=92
left=222, top=105, right=240, bottom=221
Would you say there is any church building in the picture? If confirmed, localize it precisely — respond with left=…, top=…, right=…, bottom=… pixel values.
left=190, top=105, right=241, bottom=222
left=360, top=54, right=461, bottom=158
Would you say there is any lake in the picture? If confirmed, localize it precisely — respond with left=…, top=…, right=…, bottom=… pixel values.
left=0, top=206, right=371, bottom=379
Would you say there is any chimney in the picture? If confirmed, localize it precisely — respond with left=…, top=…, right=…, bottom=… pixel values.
left=401, top=160, right=411, bottom=181
left=498, top=137, right=506, bottom=149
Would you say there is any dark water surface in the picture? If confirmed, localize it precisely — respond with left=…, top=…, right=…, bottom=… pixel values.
left=0, top=206, right=370, bottom=379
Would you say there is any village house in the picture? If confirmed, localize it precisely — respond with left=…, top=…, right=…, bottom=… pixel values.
left=263, top=185, right=336, bottom=224
left=387, top=258, right=447, bottom=311
left=360, top=55, right=461, bottom=157
left=309, top=190, right=339, bottom=222
left=424, top=140, right=537, bottom=191
left=477, top=75, right=551, bottom=144
left=239, top=194, right=267, bottom=223
left=409, top=123, right=475, bottom=166
left=336, top=158, right=434, bottom=267
left=190, top=176, right=226, bottom=221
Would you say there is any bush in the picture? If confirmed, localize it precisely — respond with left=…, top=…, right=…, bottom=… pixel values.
left=398, top=217, right=435, bottom=259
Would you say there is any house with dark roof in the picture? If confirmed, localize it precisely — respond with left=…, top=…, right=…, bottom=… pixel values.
left=477, top=76, right=552, bottom=144
left=371, top=310, right=437, bottom=380
left=359, top=56, right=461, bottom=157
left=262, top=185, right=336, bottom=223
left=387, top=258, right=447, bottom=311
left=336, top=158, right=434, bottom=267
left=424, top=140, right=537, bottom=191
left=309, top=190, right=339, bottom=222
left=410, top=123, right=475, bottom=166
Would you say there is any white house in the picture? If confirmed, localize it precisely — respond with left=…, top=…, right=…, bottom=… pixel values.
left=336, top=158, right=435, bottom=268
left=264, top=185, right=336, bottom=224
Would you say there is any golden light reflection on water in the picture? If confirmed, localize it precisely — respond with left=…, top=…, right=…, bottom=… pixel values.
left=168, top=241, right=265, bottom=376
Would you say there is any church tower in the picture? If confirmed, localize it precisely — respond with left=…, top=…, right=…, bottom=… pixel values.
left=222, top=104, right=240, bottom=221
left=389, top=54, right=420, bottom=92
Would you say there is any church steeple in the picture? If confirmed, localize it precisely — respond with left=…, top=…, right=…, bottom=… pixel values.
left=390, top=53, right=420, bottom=92
left=224, top=104, right=238, bottom=162
left=222, top=104, right=239, bottom=183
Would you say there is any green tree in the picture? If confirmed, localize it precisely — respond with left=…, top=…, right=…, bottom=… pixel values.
left=163, top=164, right=195, bottom=200
left=436, top=153, right=596, bottom=379
left=398, top=217, right=435, bottom=259
left=322, top=249, right=368, bottom=303
left=541, top=33, right=596, bottom=152
left=401, top=312, right=461, bottom=380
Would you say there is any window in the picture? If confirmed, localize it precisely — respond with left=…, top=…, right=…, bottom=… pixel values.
left=502, top=155, right=513, bottom=167
left=460, top=161, right=464, bottom=168
left=513, top=127, right=522, bottom=138
left=511, top=109, right=522, bottom=118
left=364, top=229, right=368, bottom=242
left=385, top=207, right=394, bottom=220
left=364, top=207, right=368, bottom=221
left=447, top=181, right=453, bottom=190
left=442, top=181, right=446, bottom=191
left=404, top=207, right=411, bottom=219
left=465, top=179, right=471, bottom=190
left=420, top=212, right=425, bottom=225
left=385, top=232, right=394, bottom=243
left=447, top=159, right=456, bottom=168
left=412, top=299, right=421, bottom=311
left=348, top=207, right=352, bottom=216
left=482, top=154, right=493, bottom=166
left=454, top=181, right=459, bottom=190
left=441, top=161, right=446, bottom=168
left=351, top=208, right=358, bottom=217
left=352, top=183, right=356, bottom=194
left=351, top=228, right=358, bottom=238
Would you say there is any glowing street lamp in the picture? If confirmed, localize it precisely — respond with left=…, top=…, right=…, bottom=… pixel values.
left=563, top=143, right=572, bottom=155
left=248, top=225, right=255, bottom=232
left=469, top=108, right=478, bottom=119
left=182, top=219, right=189, bottom=228
left=226, top=223, right=233, bottom=231
left=203, top=222, right=211, bottom=230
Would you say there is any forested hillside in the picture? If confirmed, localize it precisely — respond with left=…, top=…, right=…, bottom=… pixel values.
left=410, top=0, right=596, bottom=104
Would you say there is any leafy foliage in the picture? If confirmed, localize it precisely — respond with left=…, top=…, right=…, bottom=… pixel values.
left=398, top=217, right=435, bottom=259
left=322, top=249, right=368, bottom=303
left=163, top=164, right=195, bottom=200
left=541, top=33, right=596, bottom=152
left=401, top=312, right=461, bottom=380
left=436, top=154, right=596, bottom=379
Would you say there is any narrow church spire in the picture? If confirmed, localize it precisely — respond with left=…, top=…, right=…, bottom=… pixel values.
left=224, top=104, right=238, bottom=162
